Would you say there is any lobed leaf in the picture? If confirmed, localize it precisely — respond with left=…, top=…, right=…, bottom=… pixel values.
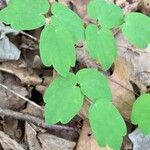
left=39, top=24, right=76, bottom=77
left=44, top=73, right=84, bottom=125
left=51, top=2, right=85, bottom=42
left=89, top=101, right=127, bottom=150
left=131, top=94, right=150, bottom=134
left=77, top=68, right=112, bottom=102
left=85, top=24, right=117, bottom=70
left=88, top=0, right=124, bottom=29
left=0, top=0, right=49, bottom=30
left=122, top=12, right=150, bottom=48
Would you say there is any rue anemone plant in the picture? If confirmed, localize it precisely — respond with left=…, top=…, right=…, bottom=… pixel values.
left=0, top=0, right=150, bottom=149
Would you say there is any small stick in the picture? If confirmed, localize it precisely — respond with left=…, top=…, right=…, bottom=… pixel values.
left=20, top=31, right=39, bottom=42
left=0, top=83, right=43, bottom=111
left=0, top=107, right=77, bottom=132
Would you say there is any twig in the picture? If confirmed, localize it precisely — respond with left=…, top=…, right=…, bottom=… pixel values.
left=20, top=31, right=39, bottom=42
left=0, top=107, right=77, bottom=132
left=0, top=83, right=43, bottom=111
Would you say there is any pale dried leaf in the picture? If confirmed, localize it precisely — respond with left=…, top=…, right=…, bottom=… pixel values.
left=0, top=131, right=25, bottom=150
left=25, top=122, right=42, bottom=150
left=0, top=22, right=18, bottom=35
left=0, top=36, right=20, bottom=61
left=38, top=133, right=76, bottom=150
left=25, top=122, right=76, bottom=150
left=2, top=117, right=23, bottom=142
left=109, top=58, right=135, bottom=120
left=129, top=129, right=150, bottom=150
left=76, top=121, right=112, bottom=150
left=0, top=72, right=28, bottom=110
left=0, top=62, right=42, bottom=85
left=0, top=22, right=20, bottom=61
left=117, top=32, right=150, bottom=86
left=0, top=72, right=27, bottom=142
left=139, top=0, right=150, bottom=15
left=22, top=103, right=43, bottom=118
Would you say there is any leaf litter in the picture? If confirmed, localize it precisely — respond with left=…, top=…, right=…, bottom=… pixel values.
left=0, top=0, right=149, bottom=149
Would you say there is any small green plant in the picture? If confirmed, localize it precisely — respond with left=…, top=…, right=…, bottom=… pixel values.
left=131, top=94, right=150, bottom=135
left=0, top=0, right=150, bottom=149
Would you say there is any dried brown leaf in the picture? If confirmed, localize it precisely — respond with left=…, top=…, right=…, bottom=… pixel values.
left=76, top=121, right=112, bottom=150
left=0, top=131, right=25, bottom=150
left=0, top=62, right=42, bottom=85
left=109, top=58, right=135, bottom=120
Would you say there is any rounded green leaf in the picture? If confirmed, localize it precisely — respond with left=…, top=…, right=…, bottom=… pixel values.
left=85, top=24, right=117, bottom=70
left=89, top=101, right=127, bottom=150
left=88, top=0, right=124, bottom=29
left=44, top=73, right=84, bottom=125
left=39, top=24, right=76, bottom=77
left=77, top=68, right=112, bottom=102
left=51, top=2, right=85, bottom=42
left=131, top=94, right=150, bottom=134
left=0, top=0, right=49, bottom=30
left=122, top=12, right=150, bottom=48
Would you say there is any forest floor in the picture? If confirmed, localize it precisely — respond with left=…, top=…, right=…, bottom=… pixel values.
left=0, top=0, right=150, bottom=149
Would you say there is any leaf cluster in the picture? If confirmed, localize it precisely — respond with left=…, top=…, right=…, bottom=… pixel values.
left=0, top=0, right=150, bottom=149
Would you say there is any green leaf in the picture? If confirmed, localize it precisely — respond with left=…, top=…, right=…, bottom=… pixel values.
left=85, top=24, right=117, bottom=70
left=77, top=68, right=112, bottom=102
left=44, top=73, right=84, bottom=125
left=131, top=94, right=150, bottom=134
left=39, top=24, right=76, bottom=77
left=89, top=101, right=127, bottom=150
left=51, top=2, right=85, bottom=42
left=0, top=0, right=49, bottom=30
left=88, top=0, right=124, bottom=29
left=122, top=12, right=150, bottom=48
